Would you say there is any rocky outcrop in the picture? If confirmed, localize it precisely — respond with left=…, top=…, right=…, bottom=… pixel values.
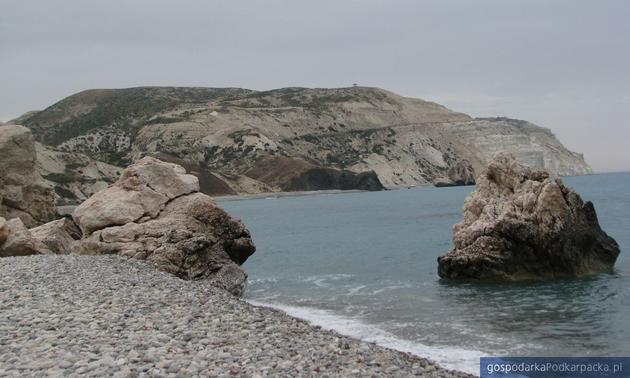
left=0, top=154, right=256, bottom=294
left=434, top=160, right=476, bottom=187
left=437, top=152, right=619, bottom=281
left=285, top=168, right=384, bottom=191
left=0, top=125, right=57, bottom=227
left=0, top=217, right=52, bottom=257
left=72, top=157, right=199, bottom=235
left=14, top=86, right=591, bottom=203
left=71, top=157, right=256, bottom=295
left=246, top=156, right=384, bottom=192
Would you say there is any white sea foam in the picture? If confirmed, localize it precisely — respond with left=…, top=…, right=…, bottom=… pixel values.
left=346, top=285, right=367, bottom=295
left=303, top=274, right=354, bottom=288
left=370, top=283, right=414, bottom=295
left=247, top=277, right=279, bottom=284
left=247, top=300, right=483, bottom=374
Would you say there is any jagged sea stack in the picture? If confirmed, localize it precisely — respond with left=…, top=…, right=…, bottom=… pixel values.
left=437, top=152, right=619, bottom=281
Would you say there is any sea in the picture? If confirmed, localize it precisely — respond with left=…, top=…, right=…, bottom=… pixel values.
left=219, top=172, right=630, bottom=374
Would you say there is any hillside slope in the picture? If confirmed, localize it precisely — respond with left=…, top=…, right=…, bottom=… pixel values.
left=15, top=86, right=591, bottom=199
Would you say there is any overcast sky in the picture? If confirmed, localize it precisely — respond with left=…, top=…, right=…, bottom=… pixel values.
left=1, top=0, right=628, bottom=172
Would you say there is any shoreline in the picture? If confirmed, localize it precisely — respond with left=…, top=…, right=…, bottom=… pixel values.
left=215, top=188, right=374, bottom=202
left=58, top=182, right=445, bottom=214
left=54, top=170, right=615, bottom=210
left=214, top=184, right=438, bottom=202
left=0, top=255, right=474, bottom=377
left=56, top=189, right=383, bottom=214
left=246, top=299, right=482, bottom=375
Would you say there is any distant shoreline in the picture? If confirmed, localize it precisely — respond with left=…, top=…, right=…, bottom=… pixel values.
left=214, top=184, right=445, bottom=202
left=56, top=188, right=388, bottom=214
left=215, top=189, right=370, bottom=202
left=57, top=184, right=434, bottom=213
left=58, top=169, right=630, bottom=211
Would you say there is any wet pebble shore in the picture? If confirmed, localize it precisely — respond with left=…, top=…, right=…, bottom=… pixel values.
left=0, top=255, right=473, bottom=377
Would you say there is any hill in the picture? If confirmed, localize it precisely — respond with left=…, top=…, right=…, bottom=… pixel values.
left=15, top=86, right=591, bottom=201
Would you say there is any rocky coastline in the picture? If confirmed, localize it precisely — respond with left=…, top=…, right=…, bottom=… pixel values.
left=0, top=123, right=472, bottom=376
left=3, top=125, right=616, bottom=376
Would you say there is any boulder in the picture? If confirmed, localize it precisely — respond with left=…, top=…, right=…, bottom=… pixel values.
left=0, top=124, right=57, bottom=227
left=437, top=152, right=619, bottom=281
left=0, top=218, right=52, bottom=257
left=73, top=157, right=198, bottom=236
left=72, top=157, right=256, bottom=295
left=30, top=217, right=82, bottom=255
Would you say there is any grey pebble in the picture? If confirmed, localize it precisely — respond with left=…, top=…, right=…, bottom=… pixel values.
left=0, top=255, right=474, bottom=377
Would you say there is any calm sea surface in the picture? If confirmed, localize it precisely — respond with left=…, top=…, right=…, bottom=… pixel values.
left=219, top=172, right=630, bottom=373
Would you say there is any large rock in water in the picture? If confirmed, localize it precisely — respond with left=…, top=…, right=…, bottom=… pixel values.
left=437, top=152, right=620, bottom=281
left=0, top=124, right=57, bottom=227
left=71, top=157, right=256, bottom=295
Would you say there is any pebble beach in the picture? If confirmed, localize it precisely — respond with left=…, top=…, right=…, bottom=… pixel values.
left=0, top=255, right=472, bottom=377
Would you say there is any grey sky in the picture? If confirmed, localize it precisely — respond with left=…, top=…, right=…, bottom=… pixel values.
left=1, top=0, right=628, bottom=172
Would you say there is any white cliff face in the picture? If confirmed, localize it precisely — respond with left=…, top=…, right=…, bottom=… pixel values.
left=442, top=118, right=592, bottom=177
left=15, top=87, right=593, bottom=198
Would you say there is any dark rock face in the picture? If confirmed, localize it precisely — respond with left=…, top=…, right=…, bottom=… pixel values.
left=437, top=152, right=619, bottom=281
left=434, top=160, right=476, bottom=187
left=285, top=168, right=384, bottom=192
left=247, top=156, right=384, bottom=192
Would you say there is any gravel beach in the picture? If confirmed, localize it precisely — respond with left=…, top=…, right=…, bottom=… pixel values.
left=0, top=255, right=473, bottom=377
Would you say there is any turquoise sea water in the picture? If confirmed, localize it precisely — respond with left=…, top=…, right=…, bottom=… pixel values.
left=220, top=172, right=630, bottom=374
